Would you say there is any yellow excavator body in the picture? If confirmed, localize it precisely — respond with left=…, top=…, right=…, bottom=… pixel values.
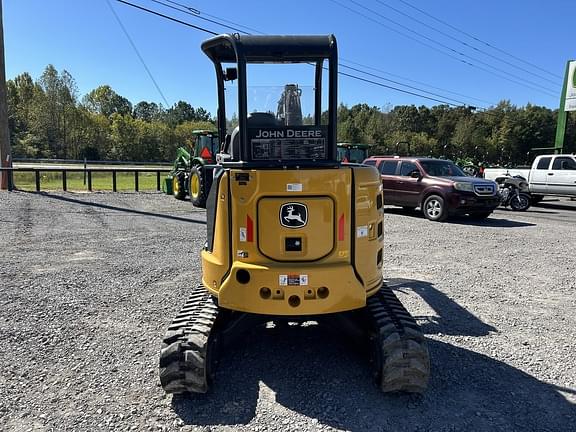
left=201, top=166, right=384, bottom=315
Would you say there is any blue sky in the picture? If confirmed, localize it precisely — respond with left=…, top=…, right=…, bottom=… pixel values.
left=4, top=0, right=575, bottom=117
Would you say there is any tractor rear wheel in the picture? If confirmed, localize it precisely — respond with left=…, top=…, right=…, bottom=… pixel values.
left=172, top=172, right=186, bottom=200
left=189, top=166, right=207, bottom=208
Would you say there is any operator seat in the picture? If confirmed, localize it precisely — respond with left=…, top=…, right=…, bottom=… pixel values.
left=228, top=112, right=281, bottom=161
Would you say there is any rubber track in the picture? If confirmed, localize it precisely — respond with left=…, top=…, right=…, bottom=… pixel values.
left=159, top=285, right=220, bottom=394
left=367, top=284, right=430, bottom=393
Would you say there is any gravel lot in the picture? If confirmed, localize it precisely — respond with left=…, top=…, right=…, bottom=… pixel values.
left=1, top=191, right=575, bottom=432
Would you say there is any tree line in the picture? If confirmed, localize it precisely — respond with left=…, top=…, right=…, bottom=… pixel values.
left=7, top=65, right=214, bottom=162
left=7, top=65, right=576, bottom=165
left=337, top=102, right=576, bottom=166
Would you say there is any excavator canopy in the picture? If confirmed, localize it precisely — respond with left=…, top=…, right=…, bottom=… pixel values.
left=201, top=34, right=338, bottom=167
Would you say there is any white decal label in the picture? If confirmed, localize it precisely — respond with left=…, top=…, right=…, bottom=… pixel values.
left=286, top=183, right=303, bottom=192
left=279, top=274, right=308, bottom=286
left=239, top=227, right=247, bottom=242
left=357, top=226, right=369, bottom=238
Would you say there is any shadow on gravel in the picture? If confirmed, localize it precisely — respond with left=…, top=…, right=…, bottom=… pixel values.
left=388, top=278, right=497, bottom=336
left=171, top=324, right=576, bottom=431
left=505, top=209, right=558, bottom=215
left=385, top=207, right=535, bottom=228
left=451, top=218, right=535, bottom=228
left=24, top=191, right=207, bottom=225
left=533, top=201, right=576, bottom=212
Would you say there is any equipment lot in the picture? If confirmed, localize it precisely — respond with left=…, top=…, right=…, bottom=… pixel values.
left=0, top=192, right=575, bottom=431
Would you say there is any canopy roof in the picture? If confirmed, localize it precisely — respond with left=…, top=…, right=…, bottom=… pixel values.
left=201, top=34, right=337, bottom=63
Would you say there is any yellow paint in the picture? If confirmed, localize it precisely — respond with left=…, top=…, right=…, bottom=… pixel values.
left=201, top=166, right=384, bottom=316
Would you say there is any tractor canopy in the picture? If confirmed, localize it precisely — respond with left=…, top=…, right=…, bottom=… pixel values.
left=191, top=129, right=218, bottom=163
left=337, top=143, right=371, bottom=163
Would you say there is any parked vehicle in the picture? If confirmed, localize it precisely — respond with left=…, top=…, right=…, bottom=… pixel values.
left=363, top=156, right=500, bottom=221
left=455, top=157, right=480, bottom=177
left=337, top=143, right=370, bottom=163
left=163, top=130, right=218, bottom=207
left=483, top=154, right=576, bottom=203
left=495, top=175, right=531, bottom=211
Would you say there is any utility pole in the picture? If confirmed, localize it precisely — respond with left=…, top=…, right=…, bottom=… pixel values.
left=0, top=0, right=12, bottom=190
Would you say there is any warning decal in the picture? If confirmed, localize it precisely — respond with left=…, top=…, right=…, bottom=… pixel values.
left=279, top=274, right=309, bottom=286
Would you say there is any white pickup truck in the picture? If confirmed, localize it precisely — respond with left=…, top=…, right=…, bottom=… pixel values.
left=483, top=154, right=576, bottom=202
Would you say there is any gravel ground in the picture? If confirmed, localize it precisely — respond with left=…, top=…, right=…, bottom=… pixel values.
left=0, top=191, right=575, bottom=432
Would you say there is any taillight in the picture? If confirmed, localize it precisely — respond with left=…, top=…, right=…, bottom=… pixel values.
left=338, top=214, right=345, bottom=241
left=246, top=215, right=254, bottom=242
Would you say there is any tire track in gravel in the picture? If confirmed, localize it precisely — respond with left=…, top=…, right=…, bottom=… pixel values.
left=83, top=204, right=109, bottom=229
left=16, top=197, right=33, bottom=239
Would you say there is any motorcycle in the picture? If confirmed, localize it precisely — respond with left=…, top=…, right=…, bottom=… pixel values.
left=495, top=175, right=531, bottom=211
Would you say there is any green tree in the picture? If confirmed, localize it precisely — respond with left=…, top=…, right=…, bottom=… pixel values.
left=194, top=107, right=211, bottom=122
left=165, top=101, right=196, bottom=125
left=83, top=85, right=132, bottom=117
left=133, top=101, right=163, bottom=122
left=26, top=65, right=80, bottom=158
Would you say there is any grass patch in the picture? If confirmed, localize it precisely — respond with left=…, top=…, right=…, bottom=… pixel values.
left=13, top=171, right=164, bottom=192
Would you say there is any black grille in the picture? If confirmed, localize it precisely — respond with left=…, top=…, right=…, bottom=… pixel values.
left=474, top=184, right=495, bottom=196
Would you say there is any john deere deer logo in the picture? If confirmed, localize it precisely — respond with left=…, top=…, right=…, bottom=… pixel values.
left=280, top=203, right=308, bottom=228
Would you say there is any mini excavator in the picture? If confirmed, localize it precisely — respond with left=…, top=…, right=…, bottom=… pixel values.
left=159, top=34, right=430, bottom=394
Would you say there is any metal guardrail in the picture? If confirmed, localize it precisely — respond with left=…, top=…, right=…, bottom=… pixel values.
left=0, top=167, right=171, bottom=192
left=12, top=158, right=172, bottom=166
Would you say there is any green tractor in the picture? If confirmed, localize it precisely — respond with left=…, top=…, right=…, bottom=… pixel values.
left=164, top=130, right=218, bottom=208
left=337, top=142, right=371, bottom=163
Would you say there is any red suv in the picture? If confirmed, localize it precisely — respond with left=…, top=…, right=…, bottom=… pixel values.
left=363, top=156, right=499, bottom=221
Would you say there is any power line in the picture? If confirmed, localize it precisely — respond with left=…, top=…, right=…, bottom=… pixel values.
left=148, top=0, right=249, bottom=34
left=339, top=63, right=472, bottom=106
left=334, top=0, right=558, bottom=98
left=337, top=0, right=558, bottom=96
left=330, top=1, right=478, bottom=68
left=143, top=0, right=510, bottom=107
left=165, top=1, right=265, bottom=34
left=116, top=0, right=217, bottom=35
left=114, top=1, right=519, bottom=110
left=338, top=70, right=461, bottom=106
left=118, top=1, right=463, bottom=106
left=340, top=58, right=497, bottom=106
left=332, top=0, right=555, bottom=99
left=374, top=0, right=560, bottom=87
left=395, top=0, right=562, bottom=80
left=106, top=0, right=170, bottom=106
